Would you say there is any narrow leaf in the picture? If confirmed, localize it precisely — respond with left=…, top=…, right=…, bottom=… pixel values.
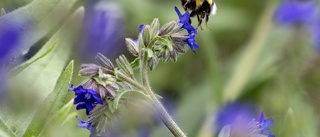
left=12, top=40, right=57, bottom=76
left=37, top=99, right=74, bottom=137
left=22, top=60, right=74, bottom=137
left=0, top=119, right=15, bottom=137
left=222, top=3, right=276, bottom=102
left=0, top=6, right=84, bottom=136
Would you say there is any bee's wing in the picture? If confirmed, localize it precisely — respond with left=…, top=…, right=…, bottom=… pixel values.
left=210, top=2, right=217, bottom=15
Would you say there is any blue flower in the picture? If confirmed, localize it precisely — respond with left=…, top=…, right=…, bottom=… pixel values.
left=259, top=112, right=275, bottom=137
left=69, top=85, right=103, bottom=115
left=174, top=6, right=190, bottom=27
left=174, top=6, right=199, bottom=52
left=274, top=0, right=319, bottom=24
left=76, top=116, right=95, bottom=136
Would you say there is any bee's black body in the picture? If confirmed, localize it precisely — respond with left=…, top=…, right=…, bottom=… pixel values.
left=181, top=0, right=216, bottom=28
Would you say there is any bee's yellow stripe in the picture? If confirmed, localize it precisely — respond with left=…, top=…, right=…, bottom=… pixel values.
left=195, top=0, right=214, bottom=8
left=195, top=0, right=204, bottom=8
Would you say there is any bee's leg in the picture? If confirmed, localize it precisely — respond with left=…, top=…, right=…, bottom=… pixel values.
left=189, top=11, right=197, bottom=25
left=205, top=14, right=212, bottom=30
left=196, top=15, right=203, bottom=30
left=183, top=0, right=190, bottom=9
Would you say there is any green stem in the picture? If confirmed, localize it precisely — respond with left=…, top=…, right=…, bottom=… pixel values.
left=139, top=51, right=187, bottom=137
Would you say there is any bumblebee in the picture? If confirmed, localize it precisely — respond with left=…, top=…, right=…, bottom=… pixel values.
left=181, top=0, right=217, bottom=29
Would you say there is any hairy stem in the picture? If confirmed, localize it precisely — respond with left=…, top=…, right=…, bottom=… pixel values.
left=139, top=51, right=187, bottom=137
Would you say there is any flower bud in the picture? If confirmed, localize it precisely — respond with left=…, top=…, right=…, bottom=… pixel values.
left=159, top=21, right=176, bottom=36
left=79, top=64, right=99, bottom=76
left=150, top=18, right=160, bottom=38
left=125, top=38, right=139, bottom=56
left=95, top=53, right=114, bottom=70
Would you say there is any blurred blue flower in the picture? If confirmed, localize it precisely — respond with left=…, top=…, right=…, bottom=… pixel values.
left=0, top=19, right=25, bottom=102
left=69, top=85, right=103, bottom=115
left=274, top=0, right=320, bottom=52
left=260, top=112, right=275, bottom=137
left=215, top=102, right=275, bottom=137
left=79, top=0, right=125, bottom=62
left=274, top=0, right=319, bottom=25
left=174, top=6, right=199, bottom=52
left=215, top=101, right=257, bottom=131
left=76, top=116, right=96, bottom=136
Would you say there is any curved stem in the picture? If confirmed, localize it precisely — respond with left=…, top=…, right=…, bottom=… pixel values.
left=139, top=51, right=187, bottom=137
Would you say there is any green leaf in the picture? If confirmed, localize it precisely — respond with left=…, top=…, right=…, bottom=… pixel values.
left=12, top=40, right=57, bottom=76
left=37, top=99, right=74, bottom=137
left=130, top=58, right=140, bottom=70
left=222, top=3, right=277, bottom=102
left=145, top=48, right=154, bottom=58
left=22, top=60, right=74, bottom=137
left=2, top=8, right=84, bottom=135
left=113, top=90, right=148, bottom=110
left=0, top=119, right=15, bottom=137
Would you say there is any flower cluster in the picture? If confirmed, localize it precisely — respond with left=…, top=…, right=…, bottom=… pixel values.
left=69, top=52, right=136, bottom=135
left=126, top=6, right=199, bottom=69
left=69, top=6, right=202, bottom=136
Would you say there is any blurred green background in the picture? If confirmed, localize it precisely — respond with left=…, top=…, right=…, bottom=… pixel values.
left=1, top=0, right=320, bottom=136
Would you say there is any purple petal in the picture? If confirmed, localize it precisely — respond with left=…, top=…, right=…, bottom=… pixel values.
left=139, top=24, right=145, bottom=34
left=86, top=103, right=94, bottom=113
left=76, top=116, right=87, bottom=123
left=180, top=12, right=190, bottom=24
left=76, top=103, right=87, bottom=110
left=260, top=112, right=265, bottom=123
left=74, top=95, right=85, bottom=104
left=93, top=95, right=104, bottom=104
left=261, top=118, right=274, bottom=130
left=174, top=6, right=183, bottom=18
left=183, top=24, right=196, bottom=32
